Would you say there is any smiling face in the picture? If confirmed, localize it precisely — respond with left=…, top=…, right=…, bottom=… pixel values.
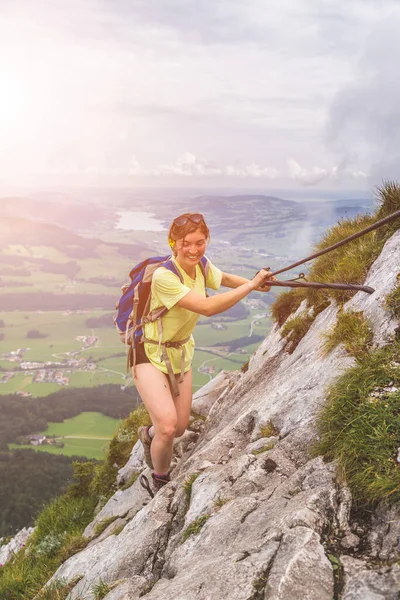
left=174, top=229, right=207, bottom=276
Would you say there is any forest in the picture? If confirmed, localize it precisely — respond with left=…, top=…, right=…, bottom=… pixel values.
left=0, top=384, right=141, bottom=535
left=0, top=384, right=140, bottom=451
left=0, top=449, right=92, bottom=536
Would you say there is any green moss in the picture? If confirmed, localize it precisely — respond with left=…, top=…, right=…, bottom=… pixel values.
left=386, top=280, right=400, bottom=319
left=281, top=313, right=315, bottom=353
left=314, top=340, right=400, bottom=506
left=93, top=516, right=119, bottom=538
left=250, top=571, right=269, bottom=600
left=190, top=411, right=206, bottom=422
left=181, top=515, right=210, bottom=542
left=241, top=359, right=249, bottom=373
left=183, top=473, right=200, bottom=505
left=259, top=421, right=280, bottom=438
left=324, top=310, right=373, bottom=358
left=120, top=472, right=139, bottom=491
left=252, top=442, right=275, bottom=455
left=113, top=523, right=126, bottom=536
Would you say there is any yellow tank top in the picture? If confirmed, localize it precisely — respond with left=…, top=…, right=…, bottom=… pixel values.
left=143, top=256, right=222, bottom=375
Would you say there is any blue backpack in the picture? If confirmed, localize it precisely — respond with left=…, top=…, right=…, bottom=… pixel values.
left=114, top=255, right=209, bottom=380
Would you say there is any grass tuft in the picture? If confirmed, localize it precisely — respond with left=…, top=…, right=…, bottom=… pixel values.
left=183, top=473, right=200, bottom=505
left=93, top=516, right=119, bottom=538
left=323, top=310, right=373, bottom=358
left=35, top=578, right=82, bottom=600
left=314, top=340, right=400, bottom=506
left=241, top=359, right=249, bottom=373
left=120, top=472, right=139, bottom=491
left=0, top=494, right=95, bottom=599
left=386, top=279, right=400, bottom=320
left=375, top=180, right=400, bottom=238
left=252, top=442, right=275, bottom=455
left=213, top=495, right=229, bottom=509
left=181, top=515, right=210, bottom=543
left=92, top=579, right=112, bottom=600
left=259, top=421, right=280, bottom=438
left=271, top=289, right=306, bottom=326
left=281, top=313, right=315, bottom=353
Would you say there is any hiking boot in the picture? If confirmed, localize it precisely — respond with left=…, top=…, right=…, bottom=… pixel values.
left=138, top=426, right=153, bottom=470
left=139, top=471, right=171, bottom=499
left=151, top=471, right=171, bottom=493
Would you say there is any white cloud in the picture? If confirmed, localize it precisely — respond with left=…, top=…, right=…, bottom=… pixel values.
left=129, top=153, right=280, bottom=179
left=327, top=15, right=400, bottom=185
left=288, top=159, right=368, bottom=186
left=0, top=0, right=398, bottom=189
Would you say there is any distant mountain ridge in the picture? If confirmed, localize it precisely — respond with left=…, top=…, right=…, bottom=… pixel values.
left=0, top=216, right=145, bottom=258
left=0, top=197, right=105, bottom=232
left=192, top=194, right=300, bottom=209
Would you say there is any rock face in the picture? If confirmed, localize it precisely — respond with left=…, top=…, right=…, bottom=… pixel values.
left=45, top=231, right=400, bottom=600
left=0, top=527, right=35, bottom=566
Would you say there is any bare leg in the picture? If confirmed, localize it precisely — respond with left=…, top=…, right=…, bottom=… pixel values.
left=170, top=368, right=193, bottom=437
left=134, top=364, right=193, bottom=473
left=134, top=363, right=176, bottom=473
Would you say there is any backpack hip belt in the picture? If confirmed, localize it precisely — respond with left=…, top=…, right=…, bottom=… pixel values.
left=139, top=334, right=191, bottom=397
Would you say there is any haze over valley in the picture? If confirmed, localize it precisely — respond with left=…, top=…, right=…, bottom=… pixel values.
left=0, top=188, right=372, bottom=400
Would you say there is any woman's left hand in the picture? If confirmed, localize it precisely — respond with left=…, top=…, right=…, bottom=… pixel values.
left=253, top=269, right=276, bottom=292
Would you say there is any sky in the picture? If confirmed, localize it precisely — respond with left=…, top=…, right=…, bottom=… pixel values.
left=0, top=0, right=399, bottom=191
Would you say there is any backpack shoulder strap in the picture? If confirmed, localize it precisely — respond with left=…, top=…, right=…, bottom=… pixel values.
left=198, top=256, right=209, bottom=286
left=161, top=258, right=184, bottom=283
left=140, top=257, right=183, bottom=321
left=162, top=256, right=209, bottom=287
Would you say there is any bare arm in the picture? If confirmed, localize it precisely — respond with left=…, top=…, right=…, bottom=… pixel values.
left=221, top=271, right=272, bottom=292
left=177, top=269, right=272, bottom=317
left=221, top=272, right=252, bottom=288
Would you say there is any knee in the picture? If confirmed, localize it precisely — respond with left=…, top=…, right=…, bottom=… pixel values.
left=175, top=426, right=187, bottom=438
left=157, top=420, right=177, bottom=442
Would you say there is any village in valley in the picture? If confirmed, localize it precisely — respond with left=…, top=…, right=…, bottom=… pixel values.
left=0, top=335, right=99, bottom=395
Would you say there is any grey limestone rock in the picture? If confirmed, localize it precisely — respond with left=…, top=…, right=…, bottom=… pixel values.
left=368, top=503, right=400, bottom=561
left=116, top=440, right=144, bottom=487
left=102, top=577, right=148, bottom=600
left=39, top=231, right=400, bottom=599
left=346, top=230, right=400, bottom=346
left=264, top=526, right=333, bottom=600
left=0, top=527, right=35, bottom=566
left=48, top=486, right=176, bottom=599
left=192, top=369, right=240, bottom=417
left=342, top=563, right=400, bottom=600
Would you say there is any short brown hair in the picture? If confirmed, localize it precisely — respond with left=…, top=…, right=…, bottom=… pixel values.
left=168, top=213, right=210, bottom=255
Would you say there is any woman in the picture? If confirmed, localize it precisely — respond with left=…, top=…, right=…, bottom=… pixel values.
left=135, top=212, right=273, bottom=494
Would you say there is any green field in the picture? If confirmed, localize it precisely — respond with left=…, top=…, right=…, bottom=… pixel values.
left=8, top=412, right=120, bottom=460
left=0, top=305, right=272, bottom=395
left=0, top=212, right=276, bottom=397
